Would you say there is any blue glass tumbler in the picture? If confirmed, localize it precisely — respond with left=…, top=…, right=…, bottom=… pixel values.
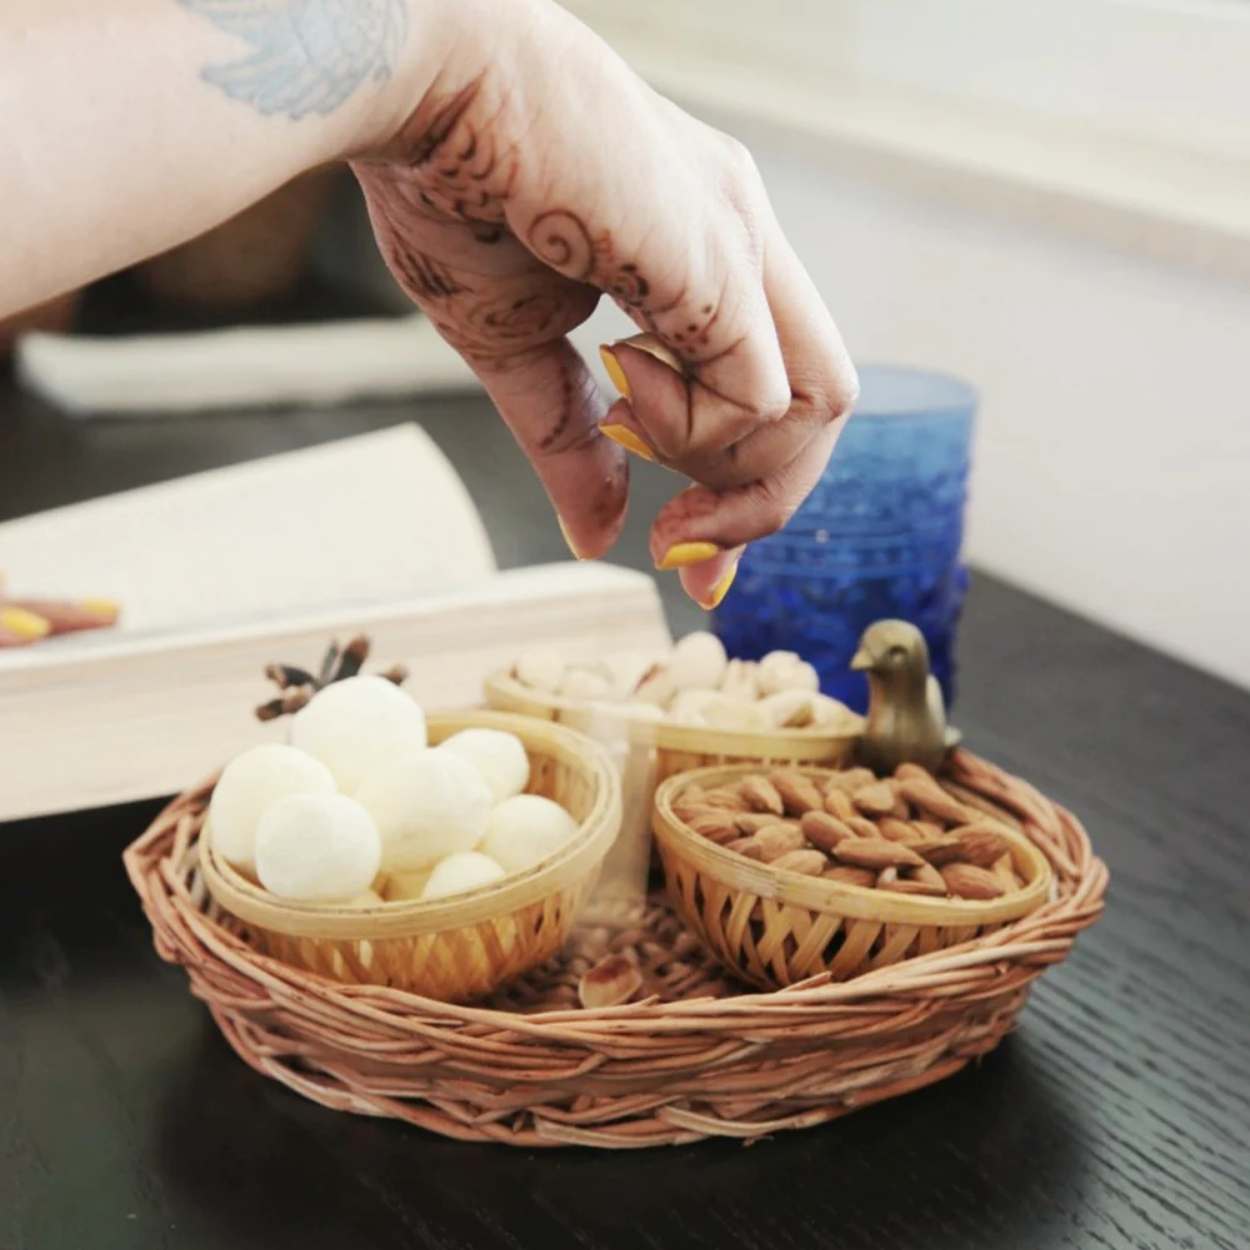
left=713, top=365, right=976, bottom=713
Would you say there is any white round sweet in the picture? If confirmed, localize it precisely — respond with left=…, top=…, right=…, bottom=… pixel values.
left=438, top=728, right=530, bottom=803
left=669, top=631, right=728, bottom=691
left=289, top=675, right=426, bottom=792
left=515, top=648, right=565, bottom=692
left=420, top=851, right=506, bottom=901
left=633, top=666, right=675, bottom=707
left=557, top=666, right=612, bottom=701
left=209, top=743, right=336, bottom=875
left=254, top=793, right=382, bottom=901
left=355, top=747, right=492, bottom=871
left=702, top=695, right=769, bottom=731
left=481, top=794, right=579, bottom=875
left=757, top=650, right=820, bottom=696
left=603, top=651, right=656, bottom=698
left=719, top=658, right=760, bottom=700
left=667, top=688, right=720, bottom=724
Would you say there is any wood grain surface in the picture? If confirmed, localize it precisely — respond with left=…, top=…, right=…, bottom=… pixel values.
left=2, top=381, right=1247, bottom=1250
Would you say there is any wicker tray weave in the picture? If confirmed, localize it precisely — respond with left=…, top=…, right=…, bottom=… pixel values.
left=124, top=749, right=1107, bottom=1148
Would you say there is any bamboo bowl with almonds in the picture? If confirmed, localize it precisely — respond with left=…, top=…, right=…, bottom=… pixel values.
left=198, top=711, right=621, bottom=1002
left=653, top=762, right=1053, bottom=988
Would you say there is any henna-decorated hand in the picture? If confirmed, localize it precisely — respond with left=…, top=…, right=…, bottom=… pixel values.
left=352, top=0, right=857, bottom=608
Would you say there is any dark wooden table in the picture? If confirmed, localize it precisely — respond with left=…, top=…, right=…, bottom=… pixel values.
left=3, top=369, right=1248, bottom=1250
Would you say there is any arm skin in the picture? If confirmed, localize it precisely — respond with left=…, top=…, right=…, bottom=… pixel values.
left=0, top=0, right=858, bottom=610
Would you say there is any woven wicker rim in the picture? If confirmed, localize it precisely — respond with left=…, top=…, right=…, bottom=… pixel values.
left=124, top=748, right=1108, bottom=1146
left=199, top=710, right=621, bottom=940
left=484, top=668, right=864, bottom=755
left=653, top=763, right=1052, bottom=925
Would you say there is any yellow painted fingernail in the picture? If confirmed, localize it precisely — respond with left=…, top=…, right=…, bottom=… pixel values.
left=657, top=541, right=721, bottom=571
left=557, top=515, right=585, bottom=560
left=80, top=598, right=121, bottom=620
left=600, top=423, right=655, bottom=462
left=0, top=607, right=52, bottom=640
left=701, top=561, right=739, bottom=610
left=599, top=344, right=632, bottom=400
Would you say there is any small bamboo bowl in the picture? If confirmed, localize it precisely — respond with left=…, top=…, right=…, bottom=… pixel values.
left=653, top=764, right=1053, bottom=989
left=200, top=711, right=621, bottom=1002
left=484, top=669, right=863, bottom=780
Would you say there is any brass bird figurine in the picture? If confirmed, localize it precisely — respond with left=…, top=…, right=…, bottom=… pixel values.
left=850, top=619, right=960, bottom=774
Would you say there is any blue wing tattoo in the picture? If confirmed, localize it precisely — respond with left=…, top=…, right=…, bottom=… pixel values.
left=180, top=0, right=408, bottom=119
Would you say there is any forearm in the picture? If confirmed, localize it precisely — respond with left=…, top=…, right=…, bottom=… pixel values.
left=0, top=0, right=458, bottom=315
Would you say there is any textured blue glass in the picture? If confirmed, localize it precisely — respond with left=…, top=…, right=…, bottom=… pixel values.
left=714, top=366, right=975, bottom=713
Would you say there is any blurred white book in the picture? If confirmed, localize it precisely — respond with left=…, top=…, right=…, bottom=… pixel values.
left=0, top=426, right=669, bottom=820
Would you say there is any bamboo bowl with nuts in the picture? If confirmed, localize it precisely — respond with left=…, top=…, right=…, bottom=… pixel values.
left=197, top=711, right=621, bottom=1002
left=653, top=762, right=1053, bottom=988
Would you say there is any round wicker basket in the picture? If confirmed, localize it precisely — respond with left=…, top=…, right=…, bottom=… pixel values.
left=198, top=711, right=621, bottom=1001
left=125, top=748, right=1106, bottom=1148
left=653, top=764, right=1053, bottom=988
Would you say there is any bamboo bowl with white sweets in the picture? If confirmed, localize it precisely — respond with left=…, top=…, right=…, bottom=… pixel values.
left=486, top=631, right=864, bottom=855
left=191, top=638, right=620, bottom=1001
left=652, top=760, right=1053, bottom=989
left=200, top=710, right=619, bottom=1000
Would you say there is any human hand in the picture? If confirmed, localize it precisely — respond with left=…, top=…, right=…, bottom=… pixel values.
left=352, top=0, right=857, bottom=608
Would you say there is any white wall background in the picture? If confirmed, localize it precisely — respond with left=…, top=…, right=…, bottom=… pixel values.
left=565, top=0, right=1250, bottom=688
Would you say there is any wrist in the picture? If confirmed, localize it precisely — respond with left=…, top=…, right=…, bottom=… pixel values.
left=339, top=0, right=467, bottom=158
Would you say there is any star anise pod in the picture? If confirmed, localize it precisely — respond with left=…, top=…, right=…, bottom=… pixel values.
left=254, top=634, right=408, bottom=721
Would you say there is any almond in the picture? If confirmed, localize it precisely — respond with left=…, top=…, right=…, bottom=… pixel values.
left=823, top=787, right=856, bottom=821
left=853, top=781, right=896, bottom=817
left=948, top=825, right=1011, bottom=867
left=740, top=776, right=784, bottom=815
left=826, top=767, right=876, bottom=794
left=876, top=866, right=899, bottom=887
left=878, top=817, right=921, bottom=844
left=914, top=836, right=965, bottom=865
left=894, top=762, right=931, bottom=783
left=912, top=819, right=945, bottom=840
left=908, top=861, right=948, bottom=892
left=578, top=954, right=643, bottom=1009
left=833, top=838, right=924, bottom=870
left=684, top=810, right=742, bottom=843
left=702, top=786, right=750, bottom=812
left=734, top=811, right=790, bottom=835
left=800, top=809, right=856, bottom=851
left=898, top=776, right=974, bottom=825
left=823, top=865, right=877, bottom=888
left=725, top=836, right=764, bottom=861
left=879, top=877, right=947, bottom=896
left=939, top=863, right=1005, bottom=900
left=846, top=816, right=880, bottom=839
left=751, top=823, right=805, bottom=862
left=768, top=768, right=825, bottom=815
left=771, top=849, right=828, bottom=876
left=885, top=781, right=911, bottom=819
